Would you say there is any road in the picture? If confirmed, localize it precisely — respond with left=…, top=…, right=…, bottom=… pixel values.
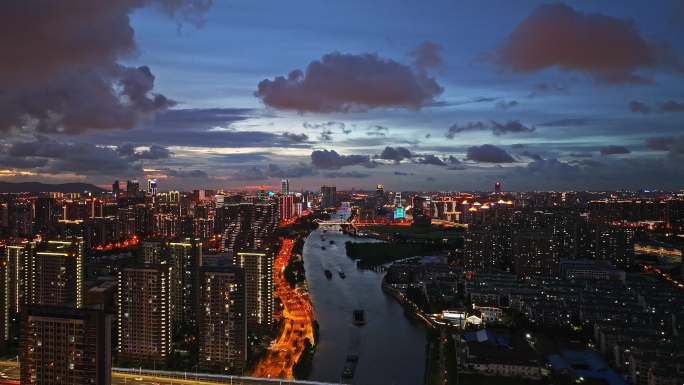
left=251, top=237, right=316, bottom=379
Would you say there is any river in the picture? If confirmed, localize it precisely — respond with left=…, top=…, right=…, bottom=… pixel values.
left=303, top=223, right=428, bottom=385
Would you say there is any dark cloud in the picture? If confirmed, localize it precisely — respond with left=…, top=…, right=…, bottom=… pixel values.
left=446, top=122, right=487, bottom=138
left=377, top=146, right=413, bottom=162
left=0, top=1, right=211, bottom=134
left=323, top=171, right=370, bottom=178
left=282, top=132, right=309, bottom=143
left=417, top=154, right=446, bottom=166
left=366, top=125, right=389, bottom=137
left=519, top=151, right=543, bottom=161
left=569, top=152, right=594, bottom=158
left=310, top=150, right=371, bottom=169
left=496, top=4, right=683, bottom=83
left=518, top=158, right=582, bottom=178
left=600, top=145, right=631, bottom=155
left=466, top=144, right=515, bottom=163
left=2, top=137, right=146, bottom=175
left=117, top=144, right=171, bottom=160
left=411, top=41, right=443, bottom=69
left=318, top=129, right=333, bottom=142
left=645, top=136, right=684, bottom=160
left=659, top=100, right=684, bottom=112
left=628, top=101, right=651, bottom=114
left=393, top=171, right=414, bottom=176
left=265, top=163, right=317, bottom=178
left=495, top=100, right=520, bottom=110
left=447, top=120, right=534, bottom=137
left=256, top=52, right=443, bottom=113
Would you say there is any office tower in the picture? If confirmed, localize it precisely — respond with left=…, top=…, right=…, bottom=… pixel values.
left=147, top=179, right=158, bottom=196
left=394, top=192, right=402, bottom=207
left=112, top=180, right=120, bottom=198
left=412, top=196, right=432, bottom=226
left=233, top=251, right=273, bottom=329
left=126, top=179, right=140, bottom=197
left=3, top=241, right=37, bottom=342
left=199, top=266, right=246, bottom=373
left=320, top=186, right=337, bottom=209
left=20, top=305, right=112, bottom=385
left=35, top=238, right=84, bottom=308
left=281, top=179, right=289, bottom=196
left=169, top=238, right=202, bottom=327
left=117, top=265, right=172, bottom=364
left=495, top=181, right=502, bottom=194
left=169, top=190, right=181, bottom=204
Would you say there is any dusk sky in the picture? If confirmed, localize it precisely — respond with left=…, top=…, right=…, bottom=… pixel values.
left=2, top=0, right=684, bottom=191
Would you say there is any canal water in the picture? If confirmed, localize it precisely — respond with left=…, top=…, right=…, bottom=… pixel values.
left=303, top=223, right=428, bottom=385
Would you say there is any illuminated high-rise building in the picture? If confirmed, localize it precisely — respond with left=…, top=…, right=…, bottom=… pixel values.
left=281, top=179, right=289, bottom=196
left=169, top=238, right=203, bottom=327
left=35, top=238, right=84, bottom=308
left=112, top=180, right=120, bottom=198
left=117, top=265, right=172, bottom=364
left=20, top=305, right=112, bottom=385
left=198, top=266, right=246, bottom=373
left=279, top=195, right=294, bottom=221
left=126, top=179, right=140, bottom=198
left=147, top=179, right=158, bottom=196
left=2, top=241, right=37, bottom=342
left=495, top=181, right=502, bottom=194
left=233, top=251, right=273, bottom=329
left=321, top=186, right=337, bottom=209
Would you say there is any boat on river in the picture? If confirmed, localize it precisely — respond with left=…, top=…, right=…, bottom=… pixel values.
left=324, top=270, right=333, bottom=279
left=338, top=269, right=346, bottom=279
left=341, top=355, right=359, bottom=379
left=353, top=309, right=366, bottom=326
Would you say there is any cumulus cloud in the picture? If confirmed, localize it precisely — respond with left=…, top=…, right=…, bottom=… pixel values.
left=600, top=145, right=631, bottom=155
left=377, top=146, right=413, bottom=162
left=411, top=41, right=443, bottom=69
left=0, top=0, right=211, bottom=134
left=255, top=52, right=443, bottom=112
left=447, top=120, right=534, bottom=137
left=628, top=101, right=651, bottom=114
left=310, top=150, right=372, bottom=169
left=496, top=3, right=683, bottom=83
left=466, top=144, right=515, bottom=163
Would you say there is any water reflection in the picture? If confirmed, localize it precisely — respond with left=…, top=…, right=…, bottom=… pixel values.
left=304, top=225, right=427, bottom=385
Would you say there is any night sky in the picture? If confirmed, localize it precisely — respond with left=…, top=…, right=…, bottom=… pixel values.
left=1, top=1, right=684, bottom=191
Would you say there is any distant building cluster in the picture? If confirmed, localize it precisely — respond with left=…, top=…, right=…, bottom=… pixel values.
left=0, top=178, right=316, bottom=384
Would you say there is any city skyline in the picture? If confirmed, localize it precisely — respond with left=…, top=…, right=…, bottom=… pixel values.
left=1, top=1, right=684, bottom=191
